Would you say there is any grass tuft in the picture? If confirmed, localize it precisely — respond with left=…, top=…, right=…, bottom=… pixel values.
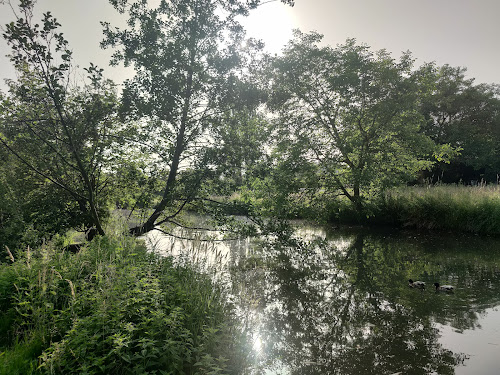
left=0, top=232, right=245, bottom=374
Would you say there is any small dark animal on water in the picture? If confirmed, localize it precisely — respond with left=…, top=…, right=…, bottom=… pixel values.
left=408, top=279, right=425, bottom=289
left=434, top=282, right=454, bottom=292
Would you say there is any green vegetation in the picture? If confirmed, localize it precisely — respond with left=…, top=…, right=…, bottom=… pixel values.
left=0, top=234, right=244, bottom=374
left=2, top=0, right=499, bottom=249
left=1, top=11, right=119, bottom=238
left=1, top=0, right=500, bottom=372
left=266, top=32, right=440, bottom=215
left=382, top=185, right=500, bottom=235
left=420, top=65, right=500, bottom=183
left=257, top=184, right=500, bottom=235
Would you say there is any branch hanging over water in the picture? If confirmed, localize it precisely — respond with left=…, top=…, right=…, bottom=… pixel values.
left=152, top=227, right=240, bottom=242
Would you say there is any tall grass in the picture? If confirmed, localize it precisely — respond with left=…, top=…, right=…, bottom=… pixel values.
left=382, top=184, right=500, bottom=235
left=0, top=231, right=246, bottom=374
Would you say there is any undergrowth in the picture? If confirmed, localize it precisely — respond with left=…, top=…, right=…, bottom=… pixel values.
left=276, top=184, right=500, bottom=235
left=0, top=233, right=245, bottom=374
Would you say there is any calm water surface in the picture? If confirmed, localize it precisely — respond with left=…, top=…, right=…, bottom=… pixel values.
left=144, top=220, right=500, bottom=375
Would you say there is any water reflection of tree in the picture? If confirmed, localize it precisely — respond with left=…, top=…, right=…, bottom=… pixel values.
left=374, top=231, right=500, bottom=332
left=321, top=229, right=500, bottom=332
left=238, top=231, right=474, bottom=374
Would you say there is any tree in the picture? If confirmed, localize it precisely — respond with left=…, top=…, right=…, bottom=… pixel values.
left=267, top=32, right=440, bottom=215
left=209, top=111, right=271, bottom=194
left=420, top=64, right=500, bottom=183
left=102, top=0, right=280, bottom=236
left=1, top=0, right=119, bottom=238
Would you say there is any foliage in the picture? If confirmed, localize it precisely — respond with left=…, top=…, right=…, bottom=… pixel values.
left=0, top=146, right=104, bottom=252
left=209, top=111, right=272, bottom=196
left=420, top=64, right=500, bottom=183
left=101, top=0, right=270, bottom=236
left=0, top=1, right=123, bottom=237
left=382, top=184, right=500, bottom=234
left=0, top=233, right=244, bottom=374
left=0, top=149, right=25, bottom=251
left=109, top=158, right=166, bottom=213
left=265, top=32, right=443, bottom=216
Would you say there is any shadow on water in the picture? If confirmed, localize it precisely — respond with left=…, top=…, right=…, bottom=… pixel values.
left=233, top=226, right=500, bottom=375
left=144, top=219, right=500, bottom=374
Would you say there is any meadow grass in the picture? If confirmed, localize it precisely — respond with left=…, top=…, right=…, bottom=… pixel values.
left=382, top=184, right=500, bottom=235
left=0, top=229, right=246, bottom=374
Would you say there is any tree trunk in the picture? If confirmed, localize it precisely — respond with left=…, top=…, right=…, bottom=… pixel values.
left=130, top=66, right=194, bottom=237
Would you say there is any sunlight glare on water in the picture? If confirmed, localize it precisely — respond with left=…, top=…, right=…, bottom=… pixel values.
left=140, top=217, right=500, bottom=374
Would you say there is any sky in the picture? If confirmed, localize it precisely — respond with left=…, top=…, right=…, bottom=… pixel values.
left=1, top=0, right=500, bottom=89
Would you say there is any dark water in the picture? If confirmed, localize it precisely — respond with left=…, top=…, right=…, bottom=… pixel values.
left=145, top=221, right=500, bottom=374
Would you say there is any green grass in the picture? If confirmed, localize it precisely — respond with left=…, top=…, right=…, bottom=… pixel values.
left=382, top=184, right=500, bottom=234
left=0, top=331, right=44, bottom=375
left=0, top=231, right=246, bottom=374
left=231, top=181, right=500, bottom=235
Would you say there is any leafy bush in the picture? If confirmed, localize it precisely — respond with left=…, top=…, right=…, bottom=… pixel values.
left=0, top=235, right=243, bottom=374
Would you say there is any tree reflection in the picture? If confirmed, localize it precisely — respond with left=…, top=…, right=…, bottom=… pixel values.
left=232, top=228, right=500, bottom=374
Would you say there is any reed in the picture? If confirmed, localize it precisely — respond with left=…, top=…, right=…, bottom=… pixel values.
left=382, top=184, right=500, bottom=234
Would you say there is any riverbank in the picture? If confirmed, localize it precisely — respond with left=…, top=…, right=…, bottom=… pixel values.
left=378, top=185, right=500, bottom=235
left=0, top=233, right=246, bottom=374
left=282, top=185, right=500, bottom=236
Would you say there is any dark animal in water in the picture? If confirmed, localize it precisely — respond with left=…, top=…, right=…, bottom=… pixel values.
left=434, top=282, right=454, bottom=292
left=408, top=279, right=426, bottom=289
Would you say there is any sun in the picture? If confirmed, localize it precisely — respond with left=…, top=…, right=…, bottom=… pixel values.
left=239, top=1, right=297, bottom=55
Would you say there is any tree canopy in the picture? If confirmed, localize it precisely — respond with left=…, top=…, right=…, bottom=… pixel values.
left=420, top=64, right=500, bottom=183
left=101, top=0, right=272, bottom=235
left=1, top=0, right=498, bottom=248
left=1, top=1, right=120, bottom=240
left=265, top=32, right=440, bottom=213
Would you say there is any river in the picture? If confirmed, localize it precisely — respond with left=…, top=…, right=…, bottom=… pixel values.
left=143, top=217, right=500, bottom=374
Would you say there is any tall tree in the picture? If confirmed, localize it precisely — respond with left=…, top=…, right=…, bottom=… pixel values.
left=102, top=0, right=277, bottom=235
left=1, top=0, right=119, bottom=238
left=267, top=32, right=442, bottom=214
left=420, top=64, right=500, bottom=183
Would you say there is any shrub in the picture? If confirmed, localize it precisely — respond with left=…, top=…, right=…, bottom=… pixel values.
left=0, top=234, right=243, bottom=374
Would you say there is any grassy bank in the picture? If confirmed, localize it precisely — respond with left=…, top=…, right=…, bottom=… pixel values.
left=380, top=185, right=500, bottom=235
left=279, top=184, right=500, bottom=235
left=0, top=233, right=245, bottom=374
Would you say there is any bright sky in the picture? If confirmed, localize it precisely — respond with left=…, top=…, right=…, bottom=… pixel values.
left=1, top=0, right=499, bottom=88
left=283, top=0, right=500, bottom=85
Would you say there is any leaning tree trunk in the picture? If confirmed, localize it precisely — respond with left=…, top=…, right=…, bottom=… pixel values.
left=130, top=66, right=194, bottom=237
